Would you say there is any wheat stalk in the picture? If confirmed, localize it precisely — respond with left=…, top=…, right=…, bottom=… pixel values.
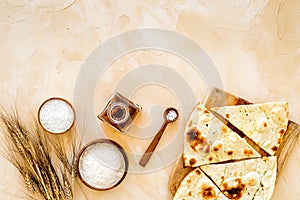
left=0, top=110, right=79, bottom=200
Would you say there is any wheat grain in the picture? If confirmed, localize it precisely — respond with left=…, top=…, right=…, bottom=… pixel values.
left=0, top=110, right=79, bottom=200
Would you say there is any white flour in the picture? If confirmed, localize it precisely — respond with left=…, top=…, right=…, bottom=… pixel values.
left=39, top=99, right=74, bottom=134
left=78, top=142, right=126, bottom=189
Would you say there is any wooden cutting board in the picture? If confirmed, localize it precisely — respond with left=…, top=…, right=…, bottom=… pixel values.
left=168, top=87, right=300, bottom=196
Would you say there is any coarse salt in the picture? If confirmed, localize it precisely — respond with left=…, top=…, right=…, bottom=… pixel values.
left=166, top=110, right=178, bottom=121
left=39, top=98, right=74, bottom=134
left=78, top=142, right=126, bottom=189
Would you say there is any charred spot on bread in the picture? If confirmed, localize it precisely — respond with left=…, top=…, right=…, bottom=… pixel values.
left=225, top=113, right=230, bottom=118
left=186, top=127, right=199, bottom=142
left=221, top=178, right=246, bottom=199
left=277, top=138, right=282, bottom=144
left=213, top=143, right=222, bottom=152
left=221, top=125, right=228, bottom=133
left=213, top=146, right=219, bottom=151
left=201, top=185, right=216, bottom=199
left=271, top=145, right=278, bottom=152
left=263, top=122, right=267, bottom=127
left=186, top=127, right=206, bottom=151
left=189, top=158, right=197, bottom=166
left=279, top=129, right=285, bottom=135
left=195, top=169, right=201, bottom=175
left=188, top=191, right=192, bottom=197
left=244, top=148, right=253, bottom=157
left=198, top=136, right=206, bottom=144
left=208, top=156, right=213, bottom=162
left=227, top=150, right=234, bottom=156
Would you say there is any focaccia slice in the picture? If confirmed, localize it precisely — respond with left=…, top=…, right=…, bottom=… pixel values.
left=200, top=157, right=277, bottom=200
left=211, top=102, right=288, bottom=155
left=183, top=103, right=260, bottom=167
left=173, top=168, right=228, bottom=200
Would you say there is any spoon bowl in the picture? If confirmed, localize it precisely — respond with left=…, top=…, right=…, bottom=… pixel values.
left=164, top=107, right=179, bottom=123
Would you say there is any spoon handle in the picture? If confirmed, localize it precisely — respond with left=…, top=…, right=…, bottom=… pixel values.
left=139, top=122, right=168, bottom=167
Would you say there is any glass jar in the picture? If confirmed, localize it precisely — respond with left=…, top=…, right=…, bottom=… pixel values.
left=98, top=92, right=141, bottom=133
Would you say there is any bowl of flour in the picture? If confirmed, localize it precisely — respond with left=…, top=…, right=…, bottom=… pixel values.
left=76, top=139, right=128, bottom=190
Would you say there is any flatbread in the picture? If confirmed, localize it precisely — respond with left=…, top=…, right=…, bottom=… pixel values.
left=183, top=103, right=260, bottom=167
left=211, top=102, right=289, bottom=155
left=200, top=157, right=277, bottom=200
left=173, top=168, right=227, bottom=200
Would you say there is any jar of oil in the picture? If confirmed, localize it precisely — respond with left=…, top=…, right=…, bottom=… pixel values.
left=98, top=92, right=141, bottom=133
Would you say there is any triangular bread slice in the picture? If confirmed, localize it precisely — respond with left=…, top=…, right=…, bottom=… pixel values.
left=173, top=168, right=228, bottom=200
left=183, top=103, right=260, bottom=167
left=211, top=102, right=289, bottom=155
left=200, top=157, right=277, bottom=200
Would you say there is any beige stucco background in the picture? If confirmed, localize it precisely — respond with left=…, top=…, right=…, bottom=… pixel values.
left=1, top=0, right=300, bottom=199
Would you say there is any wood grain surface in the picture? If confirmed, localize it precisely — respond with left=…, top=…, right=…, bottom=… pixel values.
left=168, top=88, right=300, bottom=196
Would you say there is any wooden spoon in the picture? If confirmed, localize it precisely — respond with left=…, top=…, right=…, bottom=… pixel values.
left=139, top=107, right=179, bottom=167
